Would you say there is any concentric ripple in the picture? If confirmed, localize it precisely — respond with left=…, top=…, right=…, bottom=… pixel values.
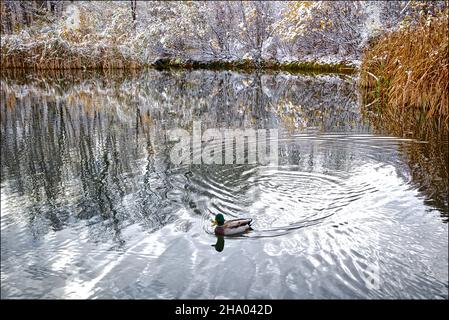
left=192, top=132, right=423, bottom=236
left=1, top=70, right=447, bottom=299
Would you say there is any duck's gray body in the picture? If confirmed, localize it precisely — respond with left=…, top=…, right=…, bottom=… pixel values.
left=215, top=218, right=253, bottom=236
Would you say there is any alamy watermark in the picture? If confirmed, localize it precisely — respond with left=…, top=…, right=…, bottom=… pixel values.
left=168, top=121, right=278, bottom=165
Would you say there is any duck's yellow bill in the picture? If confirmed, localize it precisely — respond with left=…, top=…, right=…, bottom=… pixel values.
left=211, top=220, right=217, bottom=226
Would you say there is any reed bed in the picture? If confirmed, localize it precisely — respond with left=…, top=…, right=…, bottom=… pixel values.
left=1, top=31, right=355, bottom=74
left=1, top=39, right=141, bottom=70
left=360, top=9, right=448, bottom=127
left=1, top=47, right=355, bottom=74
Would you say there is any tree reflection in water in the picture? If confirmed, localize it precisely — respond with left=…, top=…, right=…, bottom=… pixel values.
left=1, top=68, right=446, bottom=251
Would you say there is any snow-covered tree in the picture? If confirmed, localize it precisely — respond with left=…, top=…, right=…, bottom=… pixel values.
left=1, top=1, right=447, bottom=66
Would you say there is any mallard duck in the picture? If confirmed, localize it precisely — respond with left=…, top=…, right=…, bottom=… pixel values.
left=211, top=213, right=253, bottom=236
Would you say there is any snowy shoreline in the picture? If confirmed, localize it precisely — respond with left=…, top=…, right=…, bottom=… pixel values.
left=0, top=45, right=357, bottom=74
left=147, top=57, right=357, bottom=74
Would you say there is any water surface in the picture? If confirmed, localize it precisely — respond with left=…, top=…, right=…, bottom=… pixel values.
left=1, top=69, right=447, bottom=299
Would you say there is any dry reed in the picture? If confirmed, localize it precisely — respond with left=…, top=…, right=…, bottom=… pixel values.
left=360, top=9, right=448, bottom=127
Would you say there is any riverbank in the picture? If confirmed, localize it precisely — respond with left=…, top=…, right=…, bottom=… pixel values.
left=1, top=1, right=365, bottom=75
left=0, top=46, right=356, bottom=75
left=151, top=58, right=356, bottom=74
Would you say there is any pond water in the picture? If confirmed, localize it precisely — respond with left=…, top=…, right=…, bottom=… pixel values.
left=1, top=69, right=447, bottom=299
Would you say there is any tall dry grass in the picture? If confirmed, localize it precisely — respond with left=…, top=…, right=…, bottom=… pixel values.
left=360, top=8, right=448, bottom=127
left=0, top=4, right=142, bottom=71
left=0, top=34, right=141, bottom=70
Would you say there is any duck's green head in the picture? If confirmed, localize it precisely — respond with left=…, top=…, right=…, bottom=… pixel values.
left=212, top=213, right=225, bottom=226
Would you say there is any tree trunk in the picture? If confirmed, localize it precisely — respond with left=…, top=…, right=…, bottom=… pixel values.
left=131, top=0, right=137, bottom=24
